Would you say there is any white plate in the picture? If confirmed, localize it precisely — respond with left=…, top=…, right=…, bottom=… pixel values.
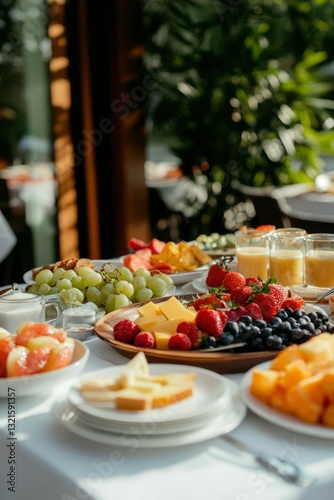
left=191, top=277, right=209, bottom=293
left=168, top=267, right=208, bottom=286
left=241, top=361, right=334, bottom=439
left=67, top=364, right=228, bottom=426
left=23, top=259, right=123, bottom=285
left=0, top=340, right=89, bottom=398
left=52, top=378, right=246, bottom=448
left=67, top=390, right=231, bottom=436
left=119, top=254, right=209, bottom=286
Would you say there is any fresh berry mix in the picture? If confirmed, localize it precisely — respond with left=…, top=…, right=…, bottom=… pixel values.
left=112, top=269, right=334, bottom=353
left=203, top=307, right=334, bottom=352
left=113, top=319, right=140, bottom=343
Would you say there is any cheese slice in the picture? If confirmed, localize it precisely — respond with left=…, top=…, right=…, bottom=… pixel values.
left=158, top=296, right=196, bottom=321
left=153, top=332, right=172, bottom=350
left=135, top=315, right=166, bottom=331
left=136, top=301, right=164, bottom=317
left=120, top=351, right=149, bottom=387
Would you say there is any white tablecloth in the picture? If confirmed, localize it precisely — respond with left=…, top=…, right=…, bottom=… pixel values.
left=1, top=297, right=334, bottom=500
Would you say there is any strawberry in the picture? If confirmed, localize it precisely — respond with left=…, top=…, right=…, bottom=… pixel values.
left=205, top=263, right=228, bottom=287
left=243, top=302, right=263, bottom=320
left=134, top=331, right=155, bottom=348
left=225, top=306, right=248, bottom=322
left=113, top=319, right=140, bottom=344
left=230, top=285, right=253, bottom=305
left=168, top=333, right=192, bottom=351
left=254, top=293, right=281, bottom=322
left=222, top=271, right=246, bottom=291
left=268, top=283, right=288, bottom=307
left=245, top=277, right=261, bottom=286
left=281, top=296, right=305, bottom=310
left=195, top=309, right=224, bottom=338
left=191, top=293, right=221, bottom=310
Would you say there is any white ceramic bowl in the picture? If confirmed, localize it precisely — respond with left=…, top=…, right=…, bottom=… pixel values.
left=0, top=339, right=89, bottom=397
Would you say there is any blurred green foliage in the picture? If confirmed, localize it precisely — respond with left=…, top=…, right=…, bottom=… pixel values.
left=143, top=0, right=334, bottom=232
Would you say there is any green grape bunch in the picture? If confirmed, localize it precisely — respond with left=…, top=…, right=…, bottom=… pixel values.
left=27, top=263, right=175, bottom=313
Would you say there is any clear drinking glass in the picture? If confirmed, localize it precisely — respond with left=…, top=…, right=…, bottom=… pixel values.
left=304, top=233, right=334, bottom=288
left=235, top=230, right=269, bottom=280
left=269, top=233, right=305, bottom=286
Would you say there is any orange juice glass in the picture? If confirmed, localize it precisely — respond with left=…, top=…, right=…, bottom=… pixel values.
left=269, top=232, right=305, bottom=286
left=235, top=230, right=269, bottom=280
left=305, top=234, right=334, bottom=288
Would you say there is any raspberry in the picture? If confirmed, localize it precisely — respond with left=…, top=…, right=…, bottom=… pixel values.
left=205, top=263, right=228, bottom=287
left=177, top=322, right=205, bottom=350
left=281, top=296, right=305, bottom=310
left=113, top=319, right=140, bottom=344
left=177, top=321, right=199, bottom=335
left=222, top=271, right=246, bottom=292
left=168, top=333, right=192, bottom=351
left=230, top=285, right=253, bottom=305
left=134, top=331, right=155, bottom=348
left=195, top=309, right=224, bottom=338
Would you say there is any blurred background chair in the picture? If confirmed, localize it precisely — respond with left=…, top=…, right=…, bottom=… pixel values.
left=238, top=184, right=314, bottom=227
left=272, top=184, right=334, bottom=233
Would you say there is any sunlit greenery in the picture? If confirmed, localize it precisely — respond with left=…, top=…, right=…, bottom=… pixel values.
left=143, top=0, right=334, bottom=232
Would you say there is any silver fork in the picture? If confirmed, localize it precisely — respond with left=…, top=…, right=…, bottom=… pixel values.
left=221, top=435, right=316, bottom=487
left=314, top=286, right=334, bottom=303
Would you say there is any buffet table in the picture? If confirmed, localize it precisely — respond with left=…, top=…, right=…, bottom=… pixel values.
left=1, top=285, right=334, bottom=500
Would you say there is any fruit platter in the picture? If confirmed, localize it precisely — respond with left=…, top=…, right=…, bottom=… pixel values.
left=94, top=268, right=334, bottom=373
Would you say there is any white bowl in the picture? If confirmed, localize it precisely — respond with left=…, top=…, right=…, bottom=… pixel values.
left=0, top=339, right=89, bottom=397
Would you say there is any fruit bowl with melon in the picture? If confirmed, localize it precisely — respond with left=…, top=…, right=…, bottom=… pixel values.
left=125, top=238, right=212, bottom=282
left=0, top=322, right=89, bottom=397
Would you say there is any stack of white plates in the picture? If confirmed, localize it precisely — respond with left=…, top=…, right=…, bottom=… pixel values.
left=53, top=364, right=247, bottom=448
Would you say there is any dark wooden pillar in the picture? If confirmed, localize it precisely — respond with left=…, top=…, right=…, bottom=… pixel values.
left=49, top=0, right=150, bottom=260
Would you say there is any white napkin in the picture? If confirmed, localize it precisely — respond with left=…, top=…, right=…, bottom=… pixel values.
left=0, top=210, right=17, bottom=262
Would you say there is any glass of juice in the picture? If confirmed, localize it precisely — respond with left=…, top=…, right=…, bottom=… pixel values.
left=305, top=233, right=334, bottom=288
left=269, top=231, right=306, bottom=286
left=235, top=229, right=269, bottom=280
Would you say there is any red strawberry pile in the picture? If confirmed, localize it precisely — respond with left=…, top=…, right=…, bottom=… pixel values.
left=112, top=267, right=334, bottom=353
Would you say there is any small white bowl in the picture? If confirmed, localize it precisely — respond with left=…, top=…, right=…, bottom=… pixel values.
left=64, top=325, right=95, bottom=341
left=0, top=339, right=89, bottom=397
